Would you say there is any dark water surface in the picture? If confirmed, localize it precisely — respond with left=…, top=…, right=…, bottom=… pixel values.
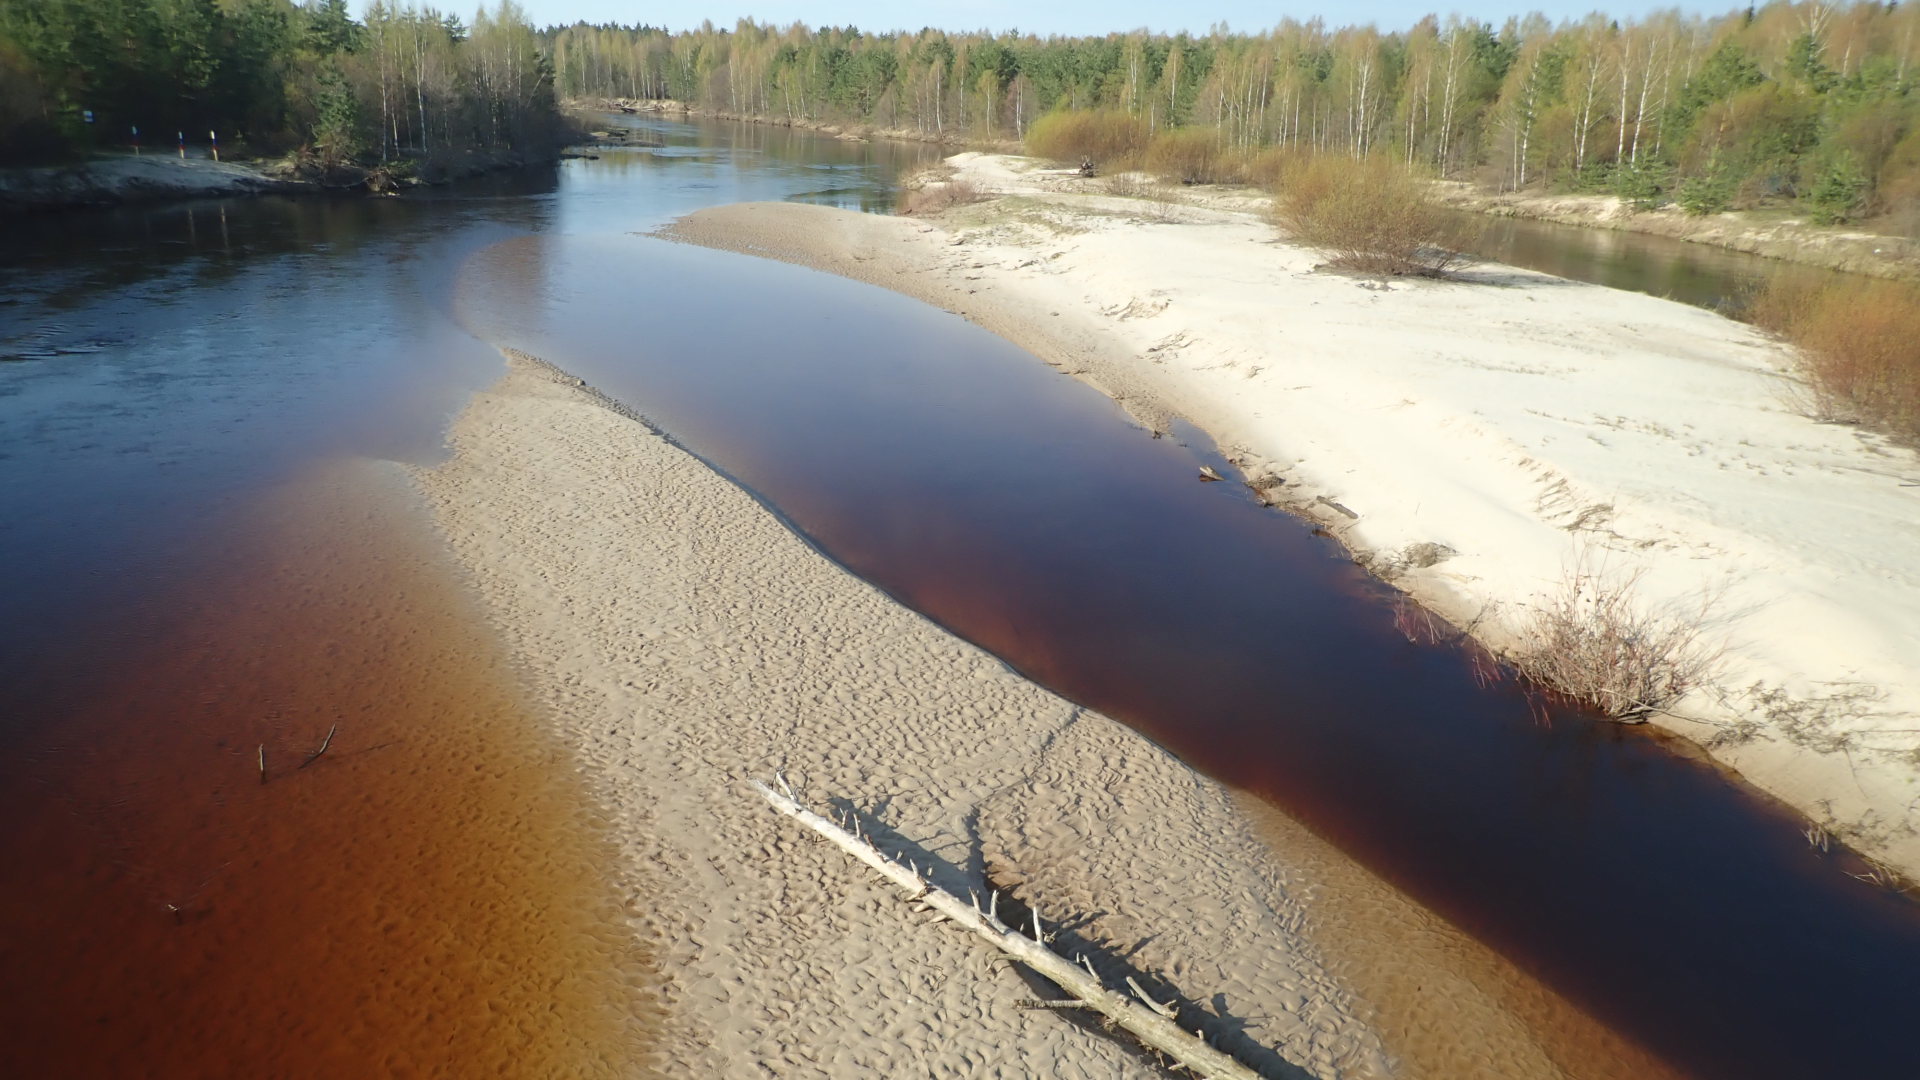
left=5, top=114, right=1917, bottom=1079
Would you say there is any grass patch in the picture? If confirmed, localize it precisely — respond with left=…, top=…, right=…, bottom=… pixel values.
left=1748, top=270, right=1920, bottom=444
left=1271, top=152, right=1465, bottom=276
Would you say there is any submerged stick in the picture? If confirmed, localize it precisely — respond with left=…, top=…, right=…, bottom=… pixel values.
left=300, top=724, right=338, bottom=769
left=749, top=779, right=1261, bottom=1080
left=257, top=744, right=267, bottom=785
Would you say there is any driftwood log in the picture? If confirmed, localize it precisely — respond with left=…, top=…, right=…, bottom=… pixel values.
left=749, top=777, right=1264, bottom=1080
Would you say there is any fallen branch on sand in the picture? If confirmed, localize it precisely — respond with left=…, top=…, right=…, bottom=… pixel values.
left=749, top=776, right=1264, bottom=1080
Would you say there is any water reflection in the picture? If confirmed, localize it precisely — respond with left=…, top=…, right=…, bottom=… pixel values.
left=1443, top=211, right=1838, bottom=313
left=551, top=115, right=932, bottom=231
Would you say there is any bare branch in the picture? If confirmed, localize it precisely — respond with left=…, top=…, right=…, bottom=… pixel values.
left=748, top=779, right=1263, bottom=1080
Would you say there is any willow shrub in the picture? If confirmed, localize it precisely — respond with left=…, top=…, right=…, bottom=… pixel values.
left=1025, top=110, right=1149, bottom=171
left=1239, top=147, right=1296, bottom=188
left=1751, top=271, right=1920, bottom=443
left=1144, top=129, right=1233, bottom=184
left=1272, top=152, right=1465, bottom=277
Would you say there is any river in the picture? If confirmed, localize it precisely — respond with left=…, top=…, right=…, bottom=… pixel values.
left=2, top=115, right=1914, bottom=1079
left=1443, top=209, right=1811, bottom=313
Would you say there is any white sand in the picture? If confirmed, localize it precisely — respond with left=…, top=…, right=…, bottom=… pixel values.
left=409, top=353, right=1401, bottom=1078
left=664, top=153, right=1920, bottom=881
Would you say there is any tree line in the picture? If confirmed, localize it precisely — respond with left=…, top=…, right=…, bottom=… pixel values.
left=1, top=0, right=564, bottom=166
left=546, top=3, right=1919, bottom=227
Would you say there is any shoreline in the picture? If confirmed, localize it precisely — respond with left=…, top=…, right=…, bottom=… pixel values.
left=660, top=154, right=1920, bottom=885
left=0, top=148, right=565, bottom=213
left=572, top=101, right=1918, bottom=280
left=573, top=96, right=1014, bottom=151
left=0, top=154, right=306, bottom=211
left=405, top=349, right=1677, bottom=1078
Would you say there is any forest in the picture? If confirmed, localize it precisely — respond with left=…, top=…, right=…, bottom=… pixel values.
left=545, top=3, right=1920, bottom=229
left=0, top=0, right=563, bottom=166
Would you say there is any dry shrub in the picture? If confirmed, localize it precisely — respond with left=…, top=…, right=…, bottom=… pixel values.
left=1145, top=128, right=1230, bottom=184
left=1025, top=109, right=1148, bottom=171
left=1272, top=152, right=1465, bottom=276
left=1743, top=267, right=1828, bottom=334
left=898, top=178, right=981, bottom=216
left=1143, top=139, right=1292, bottom=186
left=1240, top=146, right=1297, bottom=188
left=1511, top=565, right=1722, bottom=719
left=1750, top=270, right=1920, bottom=442
left=1103, top=172, right=1180, bottom=220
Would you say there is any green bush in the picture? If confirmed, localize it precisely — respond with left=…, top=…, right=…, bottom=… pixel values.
left=1613, top=161, right=1672, bottom=210
left=1805, top=153, right=1869, bottom=225
left=311, top=65, right=360, bottom=165
left=1677, top=166, right=1737, bottom=215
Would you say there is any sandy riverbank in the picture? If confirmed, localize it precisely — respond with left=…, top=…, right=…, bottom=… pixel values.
left=406, top=351, right=1680, bottom=1078
left=663, top=153, right=1920, bottom=884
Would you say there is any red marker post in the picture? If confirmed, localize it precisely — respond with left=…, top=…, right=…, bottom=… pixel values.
left=209, top=131, right=219, bottom=162
left=177, top=131, right=185, bottom=159
left=131, top=125, right=140, bottom=155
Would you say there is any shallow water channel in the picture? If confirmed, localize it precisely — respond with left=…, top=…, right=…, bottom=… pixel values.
left=1442, top=210, right=1814, bottom=312
left=3, top=115, right=1916, bottom=1078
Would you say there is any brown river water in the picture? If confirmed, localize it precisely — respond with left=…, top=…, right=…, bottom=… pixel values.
left=3, top=116, right=1916, bottom=1079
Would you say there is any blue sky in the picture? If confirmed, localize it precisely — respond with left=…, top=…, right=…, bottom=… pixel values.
left=499, top=0, right=1736, bottom=35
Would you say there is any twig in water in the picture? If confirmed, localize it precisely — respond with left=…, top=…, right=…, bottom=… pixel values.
left=300, top=723, right=338, bottom=769
left=1849, top=857, right=1911, bottom=892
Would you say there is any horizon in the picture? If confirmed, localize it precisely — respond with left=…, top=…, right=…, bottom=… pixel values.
left=390, top=0, right=1754, bottom=37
